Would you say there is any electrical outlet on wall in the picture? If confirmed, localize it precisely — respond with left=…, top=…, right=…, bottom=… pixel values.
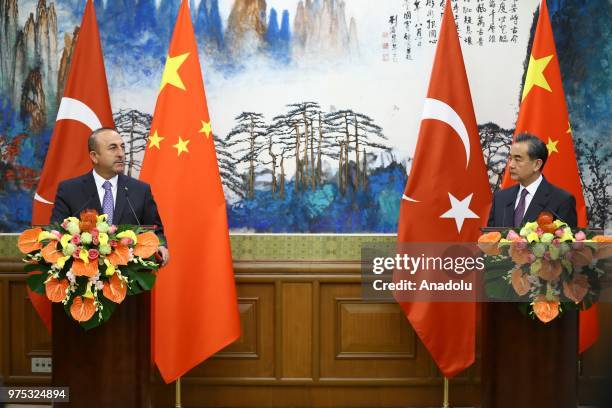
left=31, top=357, right=52, bottom=373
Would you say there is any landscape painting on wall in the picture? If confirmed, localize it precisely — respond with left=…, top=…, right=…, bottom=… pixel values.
left=0, top=0, right=609, bottom=233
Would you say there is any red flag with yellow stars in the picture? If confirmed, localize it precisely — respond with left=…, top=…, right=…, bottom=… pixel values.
left=501, top=0, right=597, bottom=352
left=139, top=0, right=240, bottom=383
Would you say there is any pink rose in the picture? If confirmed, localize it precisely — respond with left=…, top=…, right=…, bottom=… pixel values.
left=52, top=230, right=62, bottom=239
left=109, top=225, right=118, bottom=234
left=92, top=237, right=99, bottom=246
left=506, top=230, right=519, bottom=241
left=120, top=237, right=133, bottom=246
left=71, top=235, right=81, bottom=245
left=72, top=249, right=81, bottom=259
left=536, top=227, right=544, bottom=236
left=575, top=231, right=586, bottom=241
left=91, top=228, right=99, bottom=237
left=110, top=240, right=118, bottom=248
left=61, top=221, right=68, bottom=229
left=88, top=249, right=99, bottom=260
left=555, top=229, right=564, bottom=237
left=515, top=239, right=528, bottom=250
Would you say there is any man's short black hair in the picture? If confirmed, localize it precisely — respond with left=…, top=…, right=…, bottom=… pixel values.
left=88, top=127, right=118, bottom=153
left=515, top=133, right=548, bottom=171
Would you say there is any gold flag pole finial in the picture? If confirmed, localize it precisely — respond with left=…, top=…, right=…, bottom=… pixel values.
left=442, top=377, right=450, bottom=408
left=175, top=377, right=182, bottom=408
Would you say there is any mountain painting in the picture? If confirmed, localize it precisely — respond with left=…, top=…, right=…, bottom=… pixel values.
left=0, top=0, right=609, bottom=232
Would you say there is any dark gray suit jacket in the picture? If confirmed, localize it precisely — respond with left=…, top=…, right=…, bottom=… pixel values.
left=50, top=171, right=166, bottom=244
left=487, top=177, right=577, bottom=228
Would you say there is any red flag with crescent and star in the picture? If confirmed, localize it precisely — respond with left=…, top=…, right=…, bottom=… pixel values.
left=30, top=0, right=113, bottom=332
left=139, top=0, right=240, bottom=383
left=501, top=0, right=597, bottom=353
left=397, top=0, right=491, bottom=378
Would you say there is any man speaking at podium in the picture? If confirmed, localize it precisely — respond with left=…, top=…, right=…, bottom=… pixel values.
left=487, top=133, right=577, bottom=229
left=50, top=127, right=169, bottom=265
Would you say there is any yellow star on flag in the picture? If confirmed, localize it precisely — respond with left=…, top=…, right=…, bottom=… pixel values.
left=521, top=54, right=554, bottom=101
left=159, top=52, right=190, bottom=93
left=173, top=136, right=190, bottom=156
left=546, top=138, right=559, bottom=155
left=148, top=130, right=165, bottom=149
left=199, top=120, right=212, bottom=138
left=566, top=121, right=572, bottom=135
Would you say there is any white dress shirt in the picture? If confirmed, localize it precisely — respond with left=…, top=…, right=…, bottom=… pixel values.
left=92, top=169, right=118, bottom=208
left=514, top=174, right=543, bottom=217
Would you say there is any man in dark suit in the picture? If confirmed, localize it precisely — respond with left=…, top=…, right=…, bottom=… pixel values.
left=482, top=133, right=579, bottom=407
left=487, top=133, right=577, bottom=228
left=51, top=127, right=169, bottom=265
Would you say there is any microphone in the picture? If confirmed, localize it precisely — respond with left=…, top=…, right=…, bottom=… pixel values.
left=72, top=193, right=96, bottom=217
left=124, top=186, right=141, bottom=226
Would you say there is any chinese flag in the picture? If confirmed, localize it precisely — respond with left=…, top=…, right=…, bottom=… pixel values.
left=397, top=1, right=491, bottom=377
left=139, top=0, right=240, bottom=383
left=501, top=0, right=597, bottom=353
left=30, top=0, right=113, bottom=332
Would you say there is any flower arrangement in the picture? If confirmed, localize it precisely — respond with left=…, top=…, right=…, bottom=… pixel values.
left=478, top=212, right=611, bottom=323
left=17, top=210, right=161, bottom=329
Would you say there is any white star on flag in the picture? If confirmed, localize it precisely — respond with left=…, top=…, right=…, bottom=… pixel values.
left=440, top=193, right=479, bottom=233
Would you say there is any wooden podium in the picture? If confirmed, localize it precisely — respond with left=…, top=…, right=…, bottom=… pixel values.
left=52, top=292, right=152, bottom=407
left=479, top=227, right=584, bottom=408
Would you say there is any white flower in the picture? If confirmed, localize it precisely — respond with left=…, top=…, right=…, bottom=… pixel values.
left=95, top=281, right=104, bottom=290
left=66, top=271, right=76, bottom=283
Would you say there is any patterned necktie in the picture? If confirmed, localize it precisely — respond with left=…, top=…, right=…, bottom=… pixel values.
left=102, top=180, right=114, bottom=225
left=513, top=188, right=529, bottom=227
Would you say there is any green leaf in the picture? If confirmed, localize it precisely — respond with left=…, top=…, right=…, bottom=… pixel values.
left=132, top=271, right=156, bottom=291
left=26, top=273, right=47, bottom=294
left=24, top=263, right=50, bottom=273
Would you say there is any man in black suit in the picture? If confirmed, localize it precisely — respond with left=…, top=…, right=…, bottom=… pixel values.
left=51, top=128, right=169, bottom=265
left=487, top=133, right=577, bottom=228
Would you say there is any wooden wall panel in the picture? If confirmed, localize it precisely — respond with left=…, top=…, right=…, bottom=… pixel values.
left=281, top=282, right=312, bottom=379
left=2, top=258, right=611, bottom=407
left=320, top=283, right=429, bottom=380
left=185, top=283, right=275, bottom=379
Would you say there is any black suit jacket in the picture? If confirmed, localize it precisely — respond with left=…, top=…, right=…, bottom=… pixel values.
left=50, top=171, right=166, bottom=244
left=487, top=177, right=577, bottom=228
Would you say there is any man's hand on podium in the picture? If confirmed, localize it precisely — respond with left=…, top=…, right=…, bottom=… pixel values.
left=156, top=246, right=170, bottom=266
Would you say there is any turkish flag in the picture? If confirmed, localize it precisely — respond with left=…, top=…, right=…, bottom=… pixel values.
left=139, top=0, right=240, bottom=383
left=501, top=1, right=597, bottom=353
left=397, top=1, right=491, bottom=377
left=30, top=0, right=113, bottom=332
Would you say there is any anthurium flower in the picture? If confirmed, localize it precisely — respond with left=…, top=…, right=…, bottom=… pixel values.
left=96, top=214, right=108, bottom=223
left=45, top=278, right=69, bottom=303
left=70, top=296, right=96, bottom=322
left=532, top=295, right=560, bottom=323
left=17, top=228, right=43, bottom=254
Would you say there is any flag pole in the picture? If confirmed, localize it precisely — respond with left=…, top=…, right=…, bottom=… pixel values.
left=175, top=377, right=182, bottom=408
left=442, top=377, right=449, bottom=408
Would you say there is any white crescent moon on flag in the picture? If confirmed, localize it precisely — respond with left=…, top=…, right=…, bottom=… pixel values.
left=34, top=97, right=103, bottom=205
left=402, top=98, right=471, bottom=203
